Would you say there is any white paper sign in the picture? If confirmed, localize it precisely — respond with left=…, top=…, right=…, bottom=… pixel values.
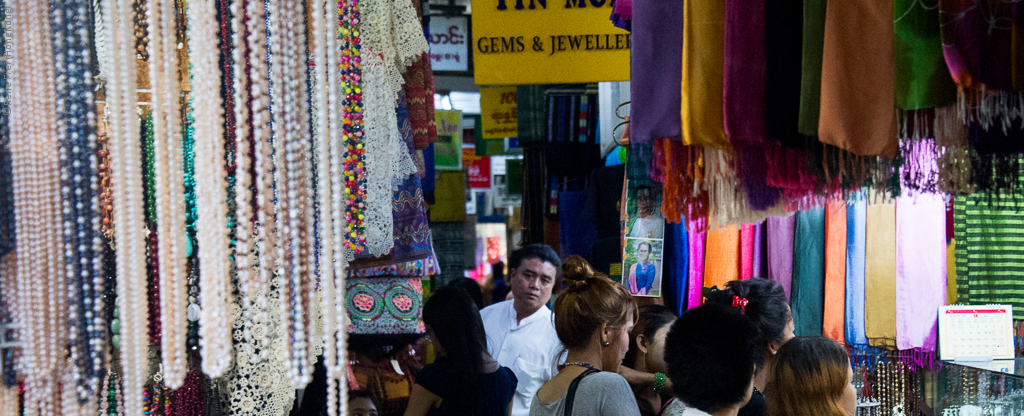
left=428, top=16, right=470, bottom=72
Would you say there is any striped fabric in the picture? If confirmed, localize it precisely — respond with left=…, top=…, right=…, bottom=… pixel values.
left=953, top=195, right=1024, bottom=319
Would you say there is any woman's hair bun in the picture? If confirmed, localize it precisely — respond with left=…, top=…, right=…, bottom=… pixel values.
left=561, top=255, right=595, bottom=290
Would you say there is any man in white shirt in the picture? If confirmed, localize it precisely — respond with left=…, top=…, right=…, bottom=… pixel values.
left=480, top=244, right=563, bottom=416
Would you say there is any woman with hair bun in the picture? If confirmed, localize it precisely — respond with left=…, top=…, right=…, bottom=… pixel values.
left=529, top=256, right=640, bottom=416
left=767, top=337, right=857, bottom=416
left=702, top=279, right=794, bottom=416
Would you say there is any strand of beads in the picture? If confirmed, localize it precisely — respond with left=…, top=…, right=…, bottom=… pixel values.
left=101, top=0, right=149, bottom=405
left=187, top=0, right=235, bottom=375
left=11, top=0, right=66, bottom=411
left=229, top=0, right=256, bottom=341
left=142, top=113, right=163, bottom=347
left=132, top=0, right=149, bottom=60
left=338, top=0, right=366, bottom=256
left=311, top=0, right=339, bottom=408
left=146, top=0, right=189, bottom=387
left=51, top=0, right=107, bottom=401
left=248, top=0, right=276, bottom=364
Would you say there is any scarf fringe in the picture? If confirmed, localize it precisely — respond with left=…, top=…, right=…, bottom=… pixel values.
left=703, top=147, right=788, bottom=229
left=957, top=86, right=1024, bottom=134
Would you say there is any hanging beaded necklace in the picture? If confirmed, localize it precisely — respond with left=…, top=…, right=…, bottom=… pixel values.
left=338, top=0, right=366, bottom=254
left=187, top=0, right=236, bottom=376
left=12, top=0, right=67, bottom=411
left=51, top=0, right=107, bottom=401
left=101, top=0, right=151, bottom=406
left=142, top=112, right=163, bottom=347
left=145, top=0, right=189, bottom=387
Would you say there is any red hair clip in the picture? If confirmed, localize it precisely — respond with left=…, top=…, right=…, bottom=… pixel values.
left=732, top=296, right=748, bottom=312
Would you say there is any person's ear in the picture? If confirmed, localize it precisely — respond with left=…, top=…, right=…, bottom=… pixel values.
left=768, top=340, right=782, bottom=355
left=600, top=324, right=613, bottom=346
left=635, top=334, right=649, bottom=355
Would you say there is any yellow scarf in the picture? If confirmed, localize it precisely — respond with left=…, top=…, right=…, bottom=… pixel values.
left=865, top=203, right=897, bottom=347
left=681, top=0, right=728, bottom=149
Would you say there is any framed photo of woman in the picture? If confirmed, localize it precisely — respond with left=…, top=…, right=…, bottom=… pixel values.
left=622, top=238, right=663, bottom=297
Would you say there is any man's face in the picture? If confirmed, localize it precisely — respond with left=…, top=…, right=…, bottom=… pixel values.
left=509, top=258, right=559, bottom=312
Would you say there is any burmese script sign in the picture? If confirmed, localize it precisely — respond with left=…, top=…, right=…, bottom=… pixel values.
left=471, top=0, right=631, bottom=85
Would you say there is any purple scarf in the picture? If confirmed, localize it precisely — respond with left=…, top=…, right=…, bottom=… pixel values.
left=768, top=215, right=796, bottom=301
left=629, top=0, right=684, bottom=145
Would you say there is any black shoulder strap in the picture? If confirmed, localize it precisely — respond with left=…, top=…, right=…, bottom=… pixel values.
left=564, top=368, right=600, bottom=416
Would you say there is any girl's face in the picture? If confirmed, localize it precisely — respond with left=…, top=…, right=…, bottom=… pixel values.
left=603, top=310, right=635, bottom=373
left=841, top=363, right=857, bottom=416
left=638, top=245, right=650, bottom=262
left=645, top=321, right=674, bottom=374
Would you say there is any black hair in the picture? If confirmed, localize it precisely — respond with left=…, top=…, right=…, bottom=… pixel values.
left=703, top=278, right=791, bottom=353
left=623, top=304, right=677, bottom=368
left=348, top=390, right=378, bottom=407
left=637, top=240, right=652, bottom=253
left=509, top=243, right=561, bottom=272
left=421, top=286, right=487, bottom=414
left=665, top=303, right=762, bottom=414
left=446, top=278, right=484, bottom=310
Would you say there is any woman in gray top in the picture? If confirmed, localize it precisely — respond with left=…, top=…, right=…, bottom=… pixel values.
left=529, top=256, right=641, bottom=416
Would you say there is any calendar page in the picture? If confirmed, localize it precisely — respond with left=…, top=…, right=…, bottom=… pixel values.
left=938, top=305, right=1014, bottom=361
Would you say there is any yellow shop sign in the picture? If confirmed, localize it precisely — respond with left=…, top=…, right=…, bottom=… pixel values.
left=471, top=0, right=631, bottom=85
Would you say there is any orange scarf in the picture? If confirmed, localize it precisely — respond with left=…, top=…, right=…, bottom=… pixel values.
left=823, top=201, right=847, bottom=345
left=703, top=225, right=740, bottom=289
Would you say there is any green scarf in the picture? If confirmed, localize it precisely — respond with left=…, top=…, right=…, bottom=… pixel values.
left=893, top=0, right=957, bottom=110
left=797, top=0, right=826, bottom=137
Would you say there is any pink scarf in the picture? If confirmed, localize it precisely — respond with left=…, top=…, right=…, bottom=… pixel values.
left=896, top=193, right=947, bottom=351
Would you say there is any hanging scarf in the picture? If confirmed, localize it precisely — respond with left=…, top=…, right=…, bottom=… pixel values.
left=558, top=190, right=597, bottom=258
left=767, top=215, right=796, bottom=301
left=681, top=0, right=728, bottom=148
left=824, top=201, right=847, bottom=345
left=818, top=0, right=898, bottom=157
left=893, top=0, right=957, bottom=110
left=946, top=239, right=957, bottom=305
left=865, top=203, right=897, bottom=347
left=631, top=0, right=684, bottom=145
left=845, top=195, right=868, bottom=347
left=939, top=0, right=1017, bottom=91
left=687, top=222, right=707, bottom=309
left=791, top=208, right=825, bottom=337
left=1014, top=1, right=1024, bottom=91
left=766, top=0, right=806, bottom=147
left=610, top=0, right=633, bottom=31
left=798, top=0, right=826, bottom=137
left=752, top=221, right=766, bottom=278
left=740, top=223, right=755, bottom=280
left=703, top=225, right=740, bottom=290
left=516, top=86, right=547, bottom=147
left=896, top=193, right=947, bottom=351
left=954, top=195, right=1024, bottom=319
left=723, top=0, right=766, bottom=146
left=664, top=221, right=689, bottom=315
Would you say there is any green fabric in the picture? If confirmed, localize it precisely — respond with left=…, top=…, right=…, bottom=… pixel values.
left=516, top=85, right=547, bottom=146
left=791, top=207, right=826, bottom=336
left=893, top=0, right=957, bottom=110
left=953, top=195, right=1024, bottom=319
left=797, top=0, right=827, bottom=137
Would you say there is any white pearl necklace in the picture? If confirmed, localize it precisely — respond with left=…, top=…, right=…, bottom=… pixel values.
left=101, top=0, right=149, bottom=405
left=146, top=0, right=189, bottom=389
left=267, top=0, right=316, bottom=387
left=187, top=0, right=235, bottom=377
left=11, top=0, right=66, bottom=412
left=229, top=0, right=258, bottom=365
left=248, top=0, right=276, bottom=362
left=310, top=0, right=344, bottom=410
